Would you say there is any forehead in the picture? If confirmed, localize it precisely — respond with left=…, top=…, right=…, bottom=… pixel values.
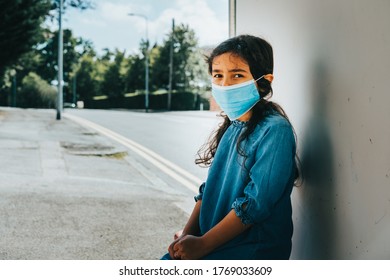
left=212, top=52, right=249, bottom=70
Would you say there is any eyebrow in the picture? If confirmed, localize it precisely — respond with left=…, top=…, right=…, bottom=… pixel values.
left=212, top=68, right=248, bottom=73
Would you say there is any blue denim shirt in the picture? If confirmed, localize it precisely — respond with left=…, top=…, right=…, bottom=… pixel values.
left=196, top=112, right=296, bottom=259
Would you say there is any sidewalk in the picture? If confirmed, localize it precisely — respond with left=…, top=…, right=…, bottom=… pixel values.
left=0, top=107, right=190, bottom=260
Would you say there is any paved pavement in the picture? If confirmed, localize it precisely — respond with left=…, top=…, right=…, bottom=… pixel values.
left=0, top=107, right=193, bottom=260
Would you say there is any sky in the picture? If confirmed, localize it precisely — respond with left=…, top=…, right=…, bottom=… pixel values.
left=61, top=0, right=229, bottom=55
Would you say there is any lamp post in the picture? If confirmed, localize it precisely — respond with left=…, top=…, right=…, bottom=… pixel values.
left=128, top=13, right=149, bottom=112
left=56, top=0, right=64, bottom=120
left=167, top=18, right=174, bottom=111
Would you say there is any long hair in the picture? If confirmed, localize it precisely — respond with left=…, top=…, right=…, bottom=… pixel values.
left=195, top=35, right=301, bottom=183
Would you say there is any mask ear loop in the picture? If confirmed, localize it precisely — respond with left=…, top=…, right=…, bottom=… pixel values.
left=254, top=74, right=274, bottom=99
left=254, top=75, right=265, bottom=82
left=254, top=74, right=274, bottom=83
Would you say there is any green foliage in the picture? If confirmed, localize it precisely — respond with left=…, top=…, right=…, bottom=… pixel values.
left=18, top=72, right=57, bottom=108
left=0, top=0, right=97, bottom=107
left=88, top=91, right=209, bottom=111
left=0, top=0, right=52, bottom=76
left=0, top=1, right=210, bottom=110
left=59, top=0, right=94, bottom=10
left=100, top=50, right=126, bottom=99
left=125, top=41, right=150, bottom=92
left=48, top=0, right=95, bottom=21
left=125, top=55, right=145, bottom=93
left=152, top=23, right=201, bottom=92
left=35, top=29, right=81, bottom=83
left=71, top=54, right=99, bottom=104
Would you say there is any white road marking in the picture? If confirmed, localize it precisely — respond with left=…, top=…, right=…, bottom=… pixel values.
left=64, top=113, right=201, bottom=193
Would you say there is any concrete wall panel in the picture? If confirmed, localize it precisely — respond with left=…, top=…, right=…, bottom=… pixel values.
left=235, top=0, right=390, bottom=259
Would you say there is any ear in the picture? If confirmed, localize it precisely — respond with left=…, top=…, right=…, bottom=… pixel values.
left=264, top=74, right=274, bottom=83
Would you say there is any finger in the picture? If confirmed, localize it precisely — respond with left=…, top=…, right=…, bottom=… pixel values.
left=168, top=242, right=176, bottom=258
left=173, top=240, right=181, bottom=251
left=174, top=230, right=183, bottom=240
left=173, top=252, right=181, bottom=260
left=169, top=238, right=179, bottom=251
left=168, top=242, right=173, bottom=253
left=168, top=248, right=174, bottom=259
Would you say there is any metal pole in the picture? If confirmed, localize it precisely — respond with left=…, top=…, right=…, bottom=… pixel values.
left=167, top=18, right=174, bottom=111
left=128, top=13, right=149, bottom=112
left=229, top=0, right=236, bottom=38
left=144, top=16, right=149, bottom=113
left=56, top=0, right=63, bottom=120
left=73, top=73, right=77, bottom=105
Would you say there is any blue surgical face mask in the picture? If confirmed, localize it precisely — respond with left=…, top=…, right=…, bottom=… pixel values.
left=211, top=75, right=264, bottom=120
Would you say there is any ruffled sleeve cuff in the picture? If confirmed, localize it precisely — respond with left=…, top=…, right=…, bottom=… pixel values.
left=232, top=197, right=253, bottom=225
left=194, top=182, right=205, bottom=202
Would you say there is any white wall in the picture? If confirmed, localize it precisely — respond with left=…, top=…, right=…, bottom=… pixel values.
left=234, top=0, right=390, bottom=259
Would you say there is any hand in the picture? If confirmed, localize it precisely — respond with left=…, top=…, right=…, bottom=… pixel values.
left=168, top=232, right=185, bottom=260
left=168, top=230, right=195, bottom=259
left=173, top=235, right=210, bottom=260
left=174, top=229, right=183, bottom=240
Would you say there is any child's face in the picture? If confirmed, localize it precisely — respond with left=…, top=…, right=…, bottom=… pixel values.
left=211, top=52, right=253, bottom=87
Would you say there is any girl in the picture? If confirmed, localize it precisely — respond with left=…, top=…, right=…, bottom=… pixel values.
left=162, top=35, right=299, bottom=260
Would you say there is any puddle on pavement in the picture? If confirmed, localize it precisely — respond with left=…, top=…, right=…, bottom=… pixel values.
left=60, top=142, right=128, bottom=159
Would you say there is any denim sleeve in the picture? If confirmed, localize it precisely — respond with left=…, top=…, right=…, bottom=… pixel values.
left=232, top=124, right=296, bottom=225
left=194, top=182, right=205, bottom=202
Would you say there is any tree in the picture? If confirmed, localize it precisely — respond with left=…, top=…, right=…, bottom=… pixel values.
left=0, top=0, right=95, bottom=107
left=187, top=47, right=211, bottom=109
left=35, top=29, right=80, bottom=83
left=33, top=28, right=94, bottom=103
left=152, top=24, right=199, bottom=92
left=0, top=0, right=51, bottom=77
left=48, top=0, right=94, bottom=20
left=124, top=40, right=150, bottom=93
left=72, top=54, right=100, bottom=104
left=124, top=55, right=144, bottom=93
left=100, top=50, right=126, bottom=99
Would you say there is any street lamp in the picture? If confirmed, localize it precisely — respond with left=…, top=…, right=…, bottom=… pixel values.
left=57, top=0, right=64, bottom=120
left=128, top=13, right=149, bottom=112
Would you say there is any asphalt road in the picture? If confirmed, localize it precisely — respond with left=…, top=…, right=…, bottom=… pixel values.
left=65, top=109, right=221, bottom=183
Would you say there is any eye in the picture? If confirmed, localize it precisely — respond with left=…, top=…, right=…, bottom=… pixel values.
left=233, top=73, right=244, bottom=78
left=213, top=73, right=223, bottom=78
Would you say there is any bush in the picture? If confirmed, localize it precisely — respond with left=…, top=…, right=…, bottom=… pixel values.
left=87, top=91, right=210, bottom=111
left=19, top=72, right=57, bottom=108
